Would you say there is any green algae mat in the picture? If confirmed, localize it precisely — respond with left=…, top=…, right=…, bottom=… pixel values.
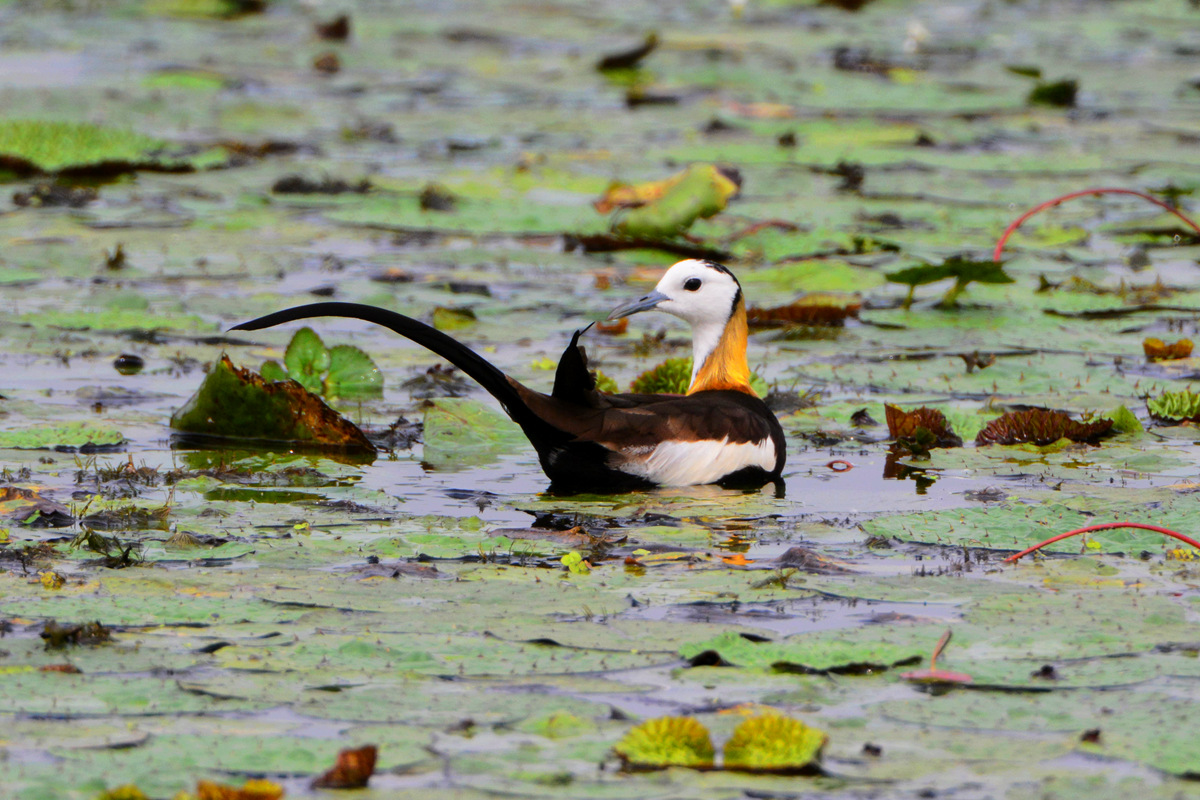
left=2, top=0, right=1200, bottom=797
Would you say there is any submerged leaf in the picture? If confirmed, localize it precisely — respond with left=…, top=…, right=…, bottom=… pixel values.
left=722, top=714, right=827, bottom=773
left=1143, top=337, right=1193, bottom=361
left=421, top=398, right=526, bottom=469
left=614, top=716, right=715, bottom=769
left=974, top=409, right=1113, bottom=446
left=170, top=355, right=374, bottom=452
left=1148, top=391, right=1200, bottom=423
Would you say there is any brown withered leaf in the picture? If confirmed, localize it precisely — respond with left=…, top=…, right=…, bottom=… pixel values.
left=315, top=14, right=350, bottom=40
left=747, top=293, right=861, bottom=329
left=596, top=317, right=628, bottom=335
left=885, top=405, right=962, bottom=449
left=975, top=409, right=1113, bottom=447
left=1144, top=337, right=1194, bottom=361
left=0, top=486, right=73, bottom=527
left=311, top=744, right=378, bottom=789
left=596, top=32, right=658, bottom=71
left=195, top=779, right=284, bottom=800
left=39, top=663, right=82, bottom=673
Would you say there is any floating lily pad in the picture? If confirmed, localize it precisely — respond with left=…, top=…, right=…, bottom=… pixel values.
left=0, top=422, right=124, bottom=451
left=681, top=630, right=926, bottom=674
left=609, top=164, right=740, bottom=239
left=0, top=120, right=212, bottom=177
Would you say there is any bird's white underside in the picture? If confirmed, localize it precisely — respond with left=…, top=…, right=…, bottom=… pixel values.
left=616, top=437, right=776, bottom=486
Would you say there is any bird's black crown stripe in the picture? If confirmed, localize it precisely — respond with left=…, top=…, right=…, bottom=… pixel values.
left=699, top=260, right=739, bottom=285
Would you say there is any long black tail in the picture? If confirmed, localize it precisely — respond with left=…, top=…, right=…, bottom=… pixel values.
left=231, top=302, right=538, bottom=428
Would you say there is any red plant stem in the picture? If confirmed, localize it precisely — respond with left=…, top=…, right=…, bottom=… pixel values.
left=1004, top=522, right=1200, bottom=563
left=929, top=628, right=952, bottom=670
left=993, top=188, right=1200, bottom=262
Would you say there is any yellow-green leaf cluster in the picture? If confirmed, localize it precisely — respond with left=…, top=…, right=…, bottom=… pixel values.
left=613, top=716, right=715, bottom=769
left=722, top=714, right=827, bottom=772
left=1148, top=391, right=1200, bottom=423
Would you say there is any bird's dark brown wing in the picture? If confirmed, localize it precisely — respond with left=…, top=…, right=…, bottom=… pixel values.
left=516, top=385, right=785, bottom=470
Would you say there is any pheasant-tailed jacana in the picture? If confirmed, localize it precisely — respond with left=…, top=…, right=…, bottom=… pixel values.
left=231, top=259, right=786, bottom=491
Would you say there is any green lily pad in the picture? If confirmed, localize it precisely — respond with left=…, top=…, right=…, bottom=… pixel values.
left=0, top=120, right=204, bottom=176
left=0, top=422, right=124, bottom=451
left=283, top=327, right=331, bottom=395
left=681, top=630, right=926, bottom=674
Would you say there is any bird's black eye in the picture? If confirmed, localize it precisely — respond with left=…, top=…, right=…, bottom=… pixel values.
left=684, top=277, right=702, bottom=291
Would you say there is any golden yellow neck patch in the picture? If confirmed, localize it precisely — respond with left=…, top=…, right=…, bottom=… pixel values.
left=687, top=298, right=755, bottom=396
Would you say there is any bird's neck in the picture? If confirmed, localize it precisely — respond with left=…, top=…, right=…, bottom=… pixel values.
left=687, top=297, right=755, bottom=396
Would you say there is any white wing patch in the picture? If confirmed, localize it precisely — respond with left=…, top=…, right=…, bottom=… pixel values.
left=617, top=437, right=776, bottom=486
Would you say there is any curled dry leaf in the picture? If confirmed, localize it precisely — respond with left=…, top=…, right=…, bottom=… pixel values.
left=746, top=293, right=861, bottom=329
left=1143, top=337, right=1193, bottom=361
left=884, top=405, right=962, bottom=449
left=974, top=409, right=1113, bottom=446
left=311, top=744, right=378, bottom=789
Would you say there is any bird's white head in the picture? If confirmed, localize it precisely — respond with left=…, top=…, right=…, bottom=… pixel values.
left=607, top=259, right=741, bottom=327
left=608, top=259, right=752, bottom=395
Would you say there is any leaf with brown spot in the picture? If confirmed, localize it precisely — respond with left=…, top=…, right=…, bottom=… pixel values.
left=974, top=409, right=1113, bottom=446
left=311, top=744, right=378, bottom=789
